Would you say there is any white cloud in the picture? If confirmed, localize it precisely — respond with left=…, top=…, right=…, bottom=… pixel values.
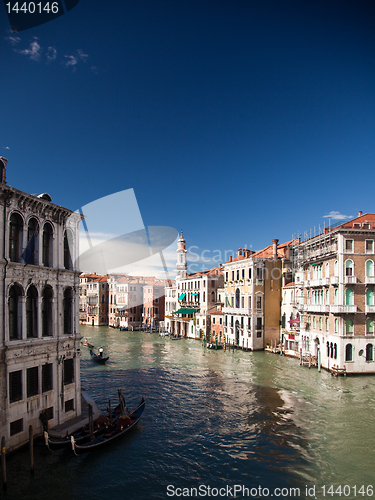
left=17, top=40, right=42, bottom=61
left=4, top=147, right=10, bottom=150
left=64, top=55, right=78, bottom=69
left=322, top=211, right=353, bottom=220
left=77, top=49, right=89, bottom=62
left=91, top=66, right=98, bottom=74
left=5, top=36, right=21, bottom=46
left=47, top=47, right=57, bottom=62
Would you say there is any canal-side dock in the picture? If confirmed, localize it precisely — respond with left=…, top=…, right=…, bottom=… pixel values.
left=47, top=390, right=102, bottom=439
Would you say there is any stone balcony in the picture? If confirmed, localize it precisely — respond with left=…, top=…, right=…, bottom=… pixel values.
left=330, top=305, right=358, bottom=313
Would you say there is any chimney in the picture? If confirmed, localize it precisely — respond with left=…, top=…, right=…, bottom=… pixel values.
left=0, top=157, right=7, bottom=184
left=229, top=256, right=232, bottom=262
left=238, top=248, right=242, bottom=256
left=272, top=239, right=279, bottom=259
left=358, top=211, right=363, bottom=217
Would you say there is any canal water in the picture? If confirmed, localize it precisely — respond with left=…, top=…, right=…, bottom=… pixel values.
left=4, top=326, right=375, bottom=499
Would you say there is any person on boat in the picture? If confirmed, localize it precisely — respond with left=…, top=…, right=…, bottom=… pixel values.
left=98, top=347, right=104, bottom=357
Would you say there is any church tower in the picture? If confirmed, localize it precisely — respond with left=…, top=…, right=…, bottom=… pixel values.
left=176, top=231, right=187, bottom=278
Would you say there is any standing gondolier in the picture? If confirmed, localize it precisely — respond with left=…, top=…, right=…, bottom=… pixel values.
left=98, top=347, right=104, bottom=357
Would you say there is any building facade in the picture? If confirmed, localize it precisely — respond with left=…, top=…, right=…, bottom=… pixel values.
left=0, top=157, right=82, bottom=451
left=294, top=212, right=375, bottom=373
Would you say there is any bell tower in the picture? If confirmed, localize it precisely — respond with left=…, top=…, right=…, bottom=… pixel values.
left=176, top=231, right=187, bottom=278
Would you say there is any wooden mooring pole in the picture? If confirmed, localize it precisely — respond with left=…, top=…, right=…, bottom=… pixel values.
left=1, top=436, right=6, bottom=490
left=29, top=425, right=34, bottom=474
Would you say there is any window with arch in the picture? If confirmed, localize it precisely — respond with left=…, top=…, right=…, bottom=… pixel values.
left=313, top=316, right=316, bottom=329
left=9, top=213, right=23, bottom=262
left=366, top=318, right=374, bottom=335
left=9, top=284, right=23, bottom=340
left=345, top=260, right=354, bottom=276
left=334, top=343, right=337, bottom=359
left=26, top=218, right=38, bottom=265
left=235, top=289, right=240, bottom=308
left=335, top=318, right=338, bottom=333
left=42, top=286, right=53, bottom=337
left=330, top=342, right=334, bottom=358
left=334, top=289, right=338, bottom=305
left=63, top=230, right=73, bottom=270
left=366, top=289, right=374, bottom=306
left=334, top=260, right=339, bottom=276
left=346, top=318, right=353, bottom=334
left=64, top=288, right=73, bottom=334
left=345, top=288, right=354, bottom=305
left=325, top=262, right=329, bottom=278
left=26, top=285, right=38, bottom=338
left=42, top=223, right=53, bottom=267
left=366, top=260, right=374, bottom=277
left=345, top=343, right=353, bottom=361
left=326, top=317, right=329, bottom=331
left=366, top=344, right=374, bottom=362
left=319, top=317, right=323, bottom=331
left=325, top=289, right=329, bottom=304
left=326, top=341, right=329, bottom=357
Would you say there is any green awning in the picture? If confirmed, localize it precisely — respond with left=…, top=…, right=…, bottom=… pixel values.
left=178, top=293, right=186, bottom=301
left=173, top=308, right=198, bottom=314
left=114, top=305, right=126, bottom=310
left=191, top=292, right=199, bottom=296
left=311, top=262, right=323, bottom=266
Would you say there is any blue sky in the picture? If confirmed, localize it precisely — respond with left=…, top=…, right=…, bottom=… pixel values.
left=1, top=0, right=374, bottom=274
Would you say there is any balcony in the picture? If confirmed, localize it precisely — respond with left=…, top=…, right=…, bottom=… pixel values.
left=330, top=276, right=339, bottom=285
left=303, top=304, right=330, bottom=313
left=365, top=305, right=375, bottom=314
left=344, top=276, right=357, bottom=284
left=365, top=276, right=375, bottom=284
left=255, top=279, right=263, bottom=286
left=330, top=305, right=358, bottom=314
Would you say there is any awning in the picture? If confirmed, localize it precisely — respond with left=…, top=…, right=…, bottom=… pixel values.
left=288, top=318, right=300, bottom=323
left=173, top=308, right=198, bottom=314
left=178, top=293, right=186, bottom=301
left=311, top=262, right=323, bottom=266
left=114, top=306, right=126, bottom=310
left=191, top=293, right=199, bottom=296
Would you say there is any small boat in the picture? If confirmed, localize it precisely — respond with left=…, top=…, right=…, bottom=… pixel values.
left=90, top=349, right=109, bottom=364
left=45, top=403, right=122, bottom=450
left=81, top=338, right=94, bottom=348
left=207, top=343, right=224, bottom=350
left=71, top=398, right=146, bottom=455
left=159, top=331, right=169, bottom=337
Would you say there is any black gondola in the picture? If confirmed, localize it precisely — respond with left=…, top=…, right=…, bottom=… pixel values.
left=71, top=398, right=146, bottom=455
left=90, top=349, right=109, bottom=364
left=45, top=403, right=122, bottom=450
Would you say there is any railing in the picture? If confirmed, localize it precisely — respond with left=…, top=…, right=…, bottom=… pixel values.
left=330, top=305, right=358, bottom=313
left=344, top=276, right=357, bottom=284
left=365, top=305, right=375, bottom=314
left=303, top=304, right=329, bottom=312
left=330, top=276, right=339, bottom=285
left=365, top=276, right=375, bottom=284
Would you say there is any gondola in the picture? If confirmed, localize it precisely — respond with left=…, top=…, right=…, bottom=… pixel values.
left=71, top=397, right=146, bottom=455
left=45, top=402, right=122, bottom=450
left=90, top=349, right=109, bottom=364
left=207, top=343, right=224, bottom=350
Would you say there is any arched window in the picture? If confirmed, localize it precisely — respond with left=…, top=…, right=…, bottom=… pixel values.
left=326, top=317, right=329, bottom=331
left=334, top=260, right=339, bottom=276
left=101, top=295, right=105, bottom=304
left=330, top=342, right=334, bottom=358
left=366, top=289, right=374, bottom=306
left=325, top=289, right=329, bottom=304
left=42, top=223, right=53, bottom=267
left=335, top=318, right=338, bottom=333
left=366, top=344, right=373, bottom=362
left=25, top=218, right=38, bottom=265
left=42, top=286, right=53, bottom=337
left=325, top=262, right=329, bottom=278
left=334, top=289, right=338, bottom=305
left=345, top=260, right=354, bottom=276
left=235, top=288, right=240, bottom=308
left=345, top=288, right=354, bottom=305
left=366, top=260, right=374, bottom=277
left=26, top=285, right=38, bottom=338
left=346, top=318, right=353, bottom=334
left=63, top=230, right=73, bottom=270
left=334, top=343, right=337, bottom=359
left=326, top=341, right=329, bottom=357
left=345, top=344, right=353, bottom=362
left=64, top=288, right=73, bottom=334
left=9, top=284, right=22, bottom=340
left=366, top=318, right=374, bottom=335
left=9, top=213, right=23, bottom=262
left=319, top=317, right=323, bottom=331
